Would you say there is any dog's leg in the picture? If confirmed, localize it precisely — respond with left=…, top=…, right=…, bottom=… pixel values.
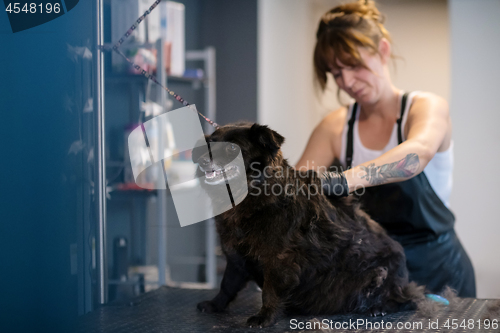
left=246, top=265, right=299, bottom=328
left=197, top=256, right=250, bottom=313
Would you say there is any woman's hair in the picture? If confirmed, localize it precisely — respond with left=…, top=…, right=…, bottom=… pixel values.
left=314, top=0, right=392, bottom=91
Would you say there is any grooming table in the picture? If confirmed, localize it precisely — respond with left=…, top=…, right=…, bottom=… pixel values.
left=77, top=284, right=499, bottom=332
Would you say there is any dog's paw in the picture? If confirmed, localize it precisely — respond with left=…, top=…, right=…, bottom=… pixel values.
left=197, top=300, right=221, bottom=313
left=246, top=314, right=275, bottom=328
left=369, top=266, right=388, bottom=289
left=374, top=266, right=388, bottom=287
left=364, top=266, right=389, bottom=298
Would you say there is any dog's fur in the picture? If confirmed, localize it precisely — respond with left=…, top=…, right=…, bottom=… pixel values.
left=193, top=123, right=426, bottom=328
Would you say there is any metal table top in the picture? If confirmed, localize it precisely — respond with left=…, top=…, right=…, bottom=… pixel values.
left=77, top=284, right=500, bottom=332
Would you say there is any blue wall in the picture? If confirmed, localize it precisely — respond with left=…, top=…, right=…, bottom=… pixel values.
left=0, top=1, right=96, bottom=331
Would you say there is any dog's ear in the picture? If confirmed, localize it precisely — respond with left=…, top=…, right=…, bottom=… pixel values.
left=191, top=135, right=210, bottom=163
left=249, top=124, right=285, bottom=157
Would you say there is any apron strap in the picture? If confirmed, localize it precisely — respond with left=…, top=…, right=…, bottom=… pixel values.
left=345, top=102, right=358, bottom=169
left=345, top=92, right=410, bottom=169
left=397, top=92, right=410, bottom=144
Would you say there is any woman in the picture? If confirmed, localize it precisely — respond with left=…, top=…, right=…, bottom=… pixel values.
left=296, top=0, right=476, bottom=297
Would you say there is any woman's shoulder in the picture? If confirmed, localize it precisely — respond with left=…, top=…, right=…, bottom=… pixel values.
left=409, top=91, right=449, bottom=112
left=407, top=91, right=450, bottom=125
left=319, top=106, right=349, bottom=159
left=405, top=91, right=452, bottom=153
left=319, top=106, right=349, bottom=134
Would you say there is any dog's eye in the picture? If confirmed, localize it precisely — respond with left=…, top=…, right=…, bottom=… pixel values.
left=228, top=143, right=237, bottom=151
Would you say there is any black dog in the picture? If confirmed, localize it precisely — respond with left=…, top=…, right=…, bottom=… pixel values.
left=193, top=123, right=426, bottom=328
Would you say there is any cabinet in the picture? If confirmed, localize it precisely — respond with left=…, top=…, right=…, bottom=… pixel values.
left=104, top=38, right=218, bottom=301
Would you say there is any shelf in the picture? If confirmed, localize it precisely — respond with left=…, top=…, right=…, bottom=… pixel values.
left=114, top=183, right=157, bottom=192
left=168, top=74, right=206, bottom=84
left=107, top=73, right=205, bottom=83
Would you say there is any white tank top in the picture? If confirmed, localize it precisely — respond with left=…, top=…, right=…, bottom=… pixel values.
left=338, top=91, right=454, bottom=207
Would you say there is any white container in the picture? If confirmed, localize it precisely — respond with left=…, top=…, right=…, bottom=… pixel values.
left=160, top=1, right=185, bottom=76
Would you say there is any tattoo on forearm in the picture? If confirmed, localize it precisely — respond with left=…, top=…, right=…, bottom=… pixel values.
left=359, top=153, right=420, bottom=185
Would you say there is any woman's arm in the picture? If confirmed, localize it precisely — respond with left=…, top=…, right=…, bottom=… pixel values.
left=295, top=107, right=346, bottom=172
left=344, top=92, right=451, bottom=193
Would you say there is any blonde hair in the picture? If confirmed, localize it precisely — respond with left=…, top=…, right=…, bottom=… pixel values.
left=314, top=0, right=392, bottom=91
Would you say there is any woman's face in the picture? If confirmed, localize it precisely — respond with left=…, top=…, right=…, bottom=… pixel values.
left=329, top=47, right=386, bottom=104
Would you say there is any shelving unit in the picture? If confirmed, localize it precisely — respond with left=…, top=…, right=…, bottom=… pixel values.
left=104, top=38, right=218, bottom=301
left=163, top=46, right=218, bottom=290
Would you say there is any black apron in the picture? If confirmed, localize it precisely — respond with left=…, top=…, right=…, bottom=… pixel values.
left=345, top=93, right=476, bottom=297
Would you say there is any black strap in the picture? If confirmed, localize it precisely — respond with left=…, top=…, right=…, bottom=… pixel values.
left=345, top=92, right=410, bottom=169
left=397, top=92, right=409, bottom=144
left=345, top=102, right=358, bottom=169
